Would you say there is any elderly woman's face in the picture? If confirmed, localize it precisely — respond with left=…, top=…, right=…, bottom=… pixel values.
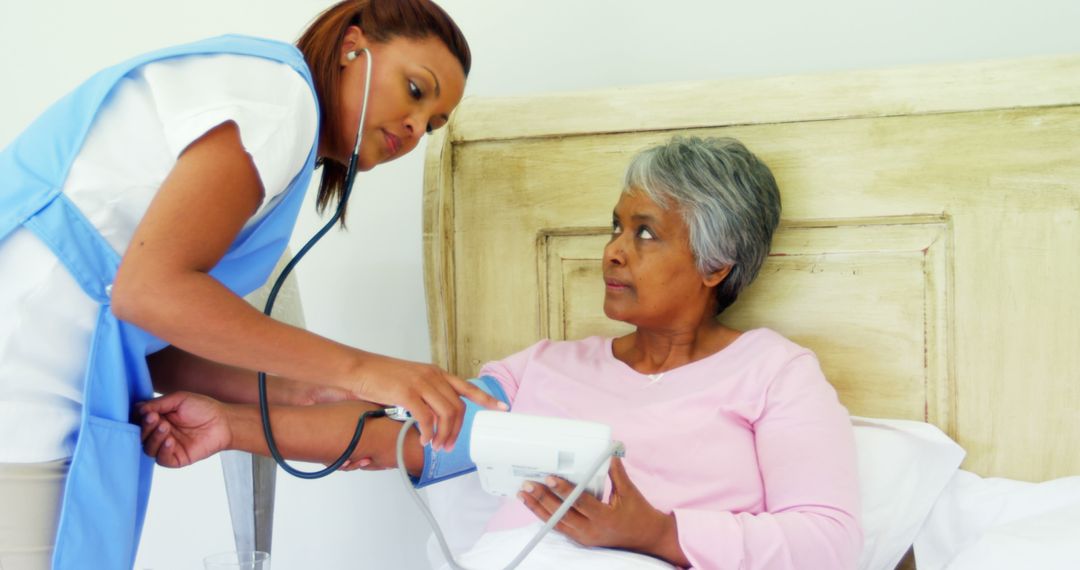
left=602, top=189, right=720, bottom=328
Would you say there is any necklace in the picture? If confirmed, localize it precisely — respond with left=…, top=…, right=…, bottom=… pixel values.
left=644, top=372, right=666, bottom=385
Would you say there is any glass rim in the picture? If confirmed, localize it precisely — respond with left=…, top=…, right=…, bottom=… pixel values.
left=203, top=550, right=270, bottom=564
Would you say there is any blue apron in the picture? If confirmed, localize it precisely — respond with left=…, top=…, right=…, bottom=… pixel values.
left=0, top=35, right=319, bottom=569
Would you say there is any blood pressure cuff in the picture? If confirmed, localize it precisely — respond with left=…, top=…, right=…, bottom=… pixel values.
left=413, top=375, right=510, bottom=488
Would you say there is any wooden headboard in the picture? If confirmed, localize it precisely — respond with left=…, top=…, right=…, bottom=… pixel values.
left=423, top=55, right=1080, bottom=483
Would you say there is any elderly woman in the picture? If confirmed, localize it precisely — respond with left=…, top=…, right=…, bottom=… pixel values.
left=139, top=136, right=862, bottom=569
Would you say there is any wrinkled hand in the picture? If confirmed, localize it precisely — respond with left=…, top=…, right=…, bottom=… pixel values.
left=139, top=391, right=232, bottom=468
left=350, top=355, right=505, bottom=453
left=519, top=457, right=675, bottom=553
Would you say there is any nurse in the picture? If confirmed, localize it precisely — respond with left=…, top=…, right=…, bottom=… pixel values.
left=0, top=1, right=498, bottom=568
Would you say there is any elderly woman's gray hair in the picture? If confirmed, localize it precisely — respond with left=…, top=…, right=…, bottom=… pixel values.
left=624, top=136, right=781, bottom=314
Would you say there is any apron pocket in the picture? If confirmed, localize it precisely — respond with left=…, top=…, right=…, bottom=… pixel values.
left=53, top=416, right=142, bottom=570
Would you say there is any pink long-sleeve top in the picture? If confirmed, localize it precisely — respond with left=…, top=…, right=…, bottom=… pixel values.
left=480, top=328, right=862, bottom=569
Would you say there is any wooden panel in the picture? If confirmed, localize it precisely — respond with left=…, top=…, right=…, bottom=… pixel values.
left=423, top=129, right=457, bottom=372
left=724, top=219, right=954, bottom=430
left=424, top=55, right=1080, bottom=482
left=450, top=55, right=1080, bottom=142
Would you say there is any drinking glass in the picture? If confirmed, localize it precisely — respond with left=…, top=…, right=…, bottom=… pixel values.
left=203, top=551, right=270, bottom=570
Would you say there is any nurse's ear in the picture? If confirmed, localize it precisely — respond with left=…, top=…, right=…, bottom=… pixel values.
left=339, top=25, right=370, bottom=66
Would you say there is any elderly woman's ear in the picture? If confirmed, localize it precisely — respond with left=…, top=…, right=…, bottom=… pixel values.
left=703, top=265, right=733, bottom=288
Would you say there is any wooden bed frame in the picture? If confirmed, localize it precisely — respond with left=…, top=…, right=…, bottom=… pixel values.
left=423, top=54, right=1080, bottom=485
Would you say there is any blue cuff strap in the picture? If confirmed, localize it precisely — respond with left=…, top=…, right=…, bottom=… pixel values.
left=412, top=375, right=509, bottom=488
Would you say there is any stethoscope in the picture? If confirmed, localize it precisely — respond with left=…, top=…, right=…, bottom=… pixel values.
left=257, top=47, right=389, bottom=479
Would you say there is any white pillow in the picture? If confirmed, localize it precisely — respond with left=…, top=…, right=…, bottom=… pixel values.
left=851, top=416, right=966, bottom=570
left=914, top=470, right=1080, bottom=569
left=424, top=417, right=966, bottom=570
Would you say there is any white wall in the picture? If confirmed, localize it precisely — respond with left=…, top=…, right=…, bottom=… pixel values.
left=2, top=1, right=1078, bottom=569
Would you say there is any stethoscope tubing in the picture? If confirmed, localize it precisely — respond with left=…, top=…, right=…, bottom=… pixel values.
left=257, top=47, right=376, bottom=479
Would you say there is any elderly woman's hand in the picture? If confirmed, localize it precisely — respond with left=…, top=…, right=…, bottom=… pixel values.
left=518, top=457, right=690, bottom=566
left=139, top=391, right=232, bottom=468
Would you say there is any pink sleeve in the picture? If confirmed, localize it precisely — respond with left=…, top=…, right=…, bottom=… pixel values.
left=673, top=353, right=862, bottom=569
left=477, top=340, right=546, bottom=404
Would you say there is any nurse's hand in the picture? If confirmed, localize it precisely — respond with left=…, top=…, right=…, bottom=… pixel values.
left=139, top=392, right=231, bottom=468
left=517, top=457, right=690, bottom=567
left=350, top=354, right=506, bottom=453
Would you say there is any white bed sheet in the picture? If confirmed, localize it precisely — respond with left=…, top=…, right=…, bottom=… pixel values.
left=914, top=470, right=1080, bottom=570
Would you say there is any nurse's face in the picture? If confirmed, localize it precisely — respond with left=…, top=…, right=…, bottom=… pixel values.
left=331, top=28, right=466, bottom=170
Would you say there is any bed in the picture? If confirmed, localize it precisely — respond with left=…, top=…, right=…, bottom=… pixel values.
left=420, top=54, right=1080, bottom=568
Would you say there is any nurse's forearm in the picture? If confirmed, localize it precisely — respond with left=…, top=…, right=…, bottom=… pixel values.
left=148, top=345, right=349, bottom=406
left=224, top=401, right=424, bottom=475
